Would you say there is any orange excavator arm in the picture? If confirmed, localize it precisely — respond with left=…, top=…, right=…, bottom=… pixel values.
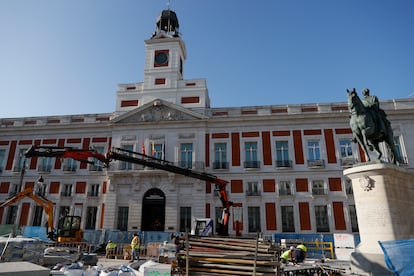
left=0, top=187, right=55, bottom=239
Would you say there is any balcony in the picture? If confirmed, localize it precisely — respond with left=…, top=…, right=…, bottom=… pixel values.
left=177, top=161, right=205, bottom=170
left=38, top=164, right=52, bottom=172
left=307, top=159, right=325, bottom=168
left=63, top=164, right=77, bottom=172
left=60, top=192, right=72, bottom=197
left=89, top=164, right=103, bottom=172
left=279, top=189, right=293, bottom=196
left=275, top=160, right=292, bottom=168
left=340, top=157, right=357, bottom=167
left=87, top=192, right=99, bottom=197
left=245, top=190, right=261, bottom=196
left=397, top=156, right=408, bottom=165
left=213, top=162, right=229, bottom=170
left=312, top=188, right=327, bottom=196
left=244, top=161, right=260, bottom=169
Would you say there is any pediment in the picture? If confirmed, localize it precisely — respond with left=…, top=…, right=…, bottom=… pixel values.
left=111, top=99, right=208, bottom=124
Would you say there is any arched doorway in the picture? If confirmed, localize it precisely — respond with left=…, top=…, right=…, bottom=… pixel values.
left=141, top=188, right=165, bottom=231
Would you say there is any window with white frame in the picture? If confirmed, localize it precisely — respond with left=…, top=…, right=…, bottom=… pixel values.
left=244, top=142, right=259, bottom=168
left=349, top=205, right=359, bottom=232
left=315, top=205, right=330, bottom=232
left=120, top=145, right=133, bottom=170
left=63, top=158, right=76, bottom=172
left=89, top=146, right=104, bottom=171
left=88, top=184, right=99, bottom=197
left=32, top=206, right=43, bottom=226
left=214, top=143, right=228, bottom=169
left=393, top=136, right=407, bottom=164
left=312, top=180, right=326, bottom=195
left=345, top=179, right=353, bottom=195
left=275, top=140, right=290, bottom=167
left=279, top=180, right=292, bottom=196
left=281, top=205, right=295, bottom=232
left=39, top=157, right=53, bottom=172
left=14, top=149, right=27, bottom=172
left=248, top=206, right=261, bottom=232
left=85, top=206, right=97, bottom=230
left=339, top=139, right=355, bottom=166
left=0, top=149, right=6, bottom=172
left=308, top=141, right=321, bottom=161
left=180, top=143, right=193, bottom=169
left=152, top=143, right=164, bottom=159
left=117, top=207, right=129, bottom=231
left=61, top=184, right=72, bottom=197
left=5, top=206, right=17, bottom=224
left=180, top=207, right=191, bottom=232
left=246, top=181, right=260, bottom=196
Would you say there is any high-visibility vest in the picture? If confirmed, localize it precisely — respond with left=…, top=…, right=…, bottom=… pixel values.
left=297, top=244, right=307, bottom=252
left=131, top=236, right=140, bottom=249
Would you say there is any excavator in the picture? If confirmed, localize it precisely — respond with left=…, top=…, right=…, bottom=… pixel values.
left=0, top=145, right=107, bottom=242
left=12, top=145, right=233, bottom=236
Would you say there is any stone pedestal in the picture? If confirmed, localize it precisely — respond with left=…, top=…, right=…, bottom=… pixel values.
left=344, top=162, right=414, bottom=275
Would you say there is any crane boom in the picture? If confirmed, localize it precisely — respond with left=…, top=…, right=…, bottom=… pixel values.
left=106, top=147, right=232, bottom=235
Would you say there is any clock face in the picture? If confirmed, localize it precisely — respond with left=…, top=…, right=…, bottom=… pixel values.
left=154, top=51, right=169, bottom=66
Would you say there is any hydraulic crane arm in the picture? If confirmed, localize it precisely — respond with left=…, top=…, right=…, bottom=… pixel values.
left=25, top=145, right=107, bottom=165
left=107, top=147, right=233, bottom=235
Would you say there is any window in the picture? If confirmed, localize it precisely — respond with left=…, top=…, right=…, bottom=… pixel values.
left=339, top=139, right=355, bottom=166
left=180, top=207, right=191, bottom=232
left=85, top=207, right=97, bottom=230
left=315, top=205, right=329, bottom=232
left=39, top=157, right=53, bottom=172
left=14, top=149, right=27, bottom=172
left=117, top=207, right=129, bottom=231
left=63, top=158, right=76, bottom=172
left=279, top=181, right=292, bottom=196
left=89, top=146, right=104, bottom=171
left=349, top=205, right=359, bottom=232
left=36, top=182, right=47, bottom=196
left=307, top=141, right=324, bottom=167
left=32, top=206, right=43, bottom=226
left=345, top=179, right=353, bottom=195
left=215, top=206, right=224, bottom=233
left=393, top=136, right=407, bottom=164
left=152, top=143, right=164, bottom=159
left=244, top=142, right=259, bottom=168
left=180, top=143, right=193, bottom=169
left=59, top=206, right=70, bottom=218
left=214, top=143, right=228, bottom=169
left=276, top=141, right=291, bottom=167
left=88, top=184, right=99, bottom=197
left=120, top=145, right=133, bottom=170
left=246, top=181, right=260, bottom=196
left=61, top=184, right=72, bottom=197
left=312, top=180, right=326, bottom=195
left=248, top=207, right=261, bottom=232
left=0, top=149, right=6, bottom=172
left=11, top=183, right=22, bottom=196
left=281, top=206, right=295, bottom=232
left=5, top=206, right=17, bottom=224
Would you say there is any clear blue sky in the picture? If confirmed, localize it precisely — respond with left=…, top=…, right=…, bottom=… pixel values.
left=1, top=0, right=413, bottom=118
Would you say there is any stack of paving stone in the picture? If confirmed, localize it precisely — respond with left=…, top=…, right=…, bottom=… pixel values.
left=179, top=236, right=281, bottom=276
left=0, top=236, right=46, bottom=264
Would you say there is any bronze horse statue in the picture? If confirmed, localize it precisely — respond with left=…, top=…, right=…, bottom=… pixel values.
left=347, top=88, right=397, bottom=164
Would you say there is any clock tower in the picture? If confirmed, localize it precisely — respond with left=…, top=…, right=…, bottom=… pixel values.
left=115, top=9, right=210, bottom=116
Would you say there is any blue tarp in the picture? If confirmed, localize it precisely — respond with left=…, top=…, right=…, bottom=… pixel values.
left=379, top=238, right=414, bottom=276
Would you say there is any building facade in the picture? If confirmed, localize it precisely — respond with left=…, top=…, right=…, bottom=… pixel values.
left=1, top=9, right=413, bottom=237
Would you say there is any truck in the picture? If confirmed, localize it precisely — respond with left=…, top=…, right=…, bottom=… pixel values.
left=3, top=145, right=232, bottom=237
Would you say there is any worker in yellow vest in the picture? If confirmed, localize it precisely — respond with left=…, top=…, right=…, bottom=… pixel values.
left=131, top=233, right=140, bottom=262
left=280, top=246, right=295, bottom=264
left=293, top=243, right=307, bottom=263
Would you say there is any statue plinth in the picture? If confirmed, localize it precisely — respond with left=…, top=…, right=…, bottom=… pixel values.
left=344, top=162, right=414, bottom=275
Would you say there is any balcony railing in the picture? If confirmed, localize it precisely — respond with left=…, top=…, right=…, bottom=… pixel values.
left=307, top=159, right=325, bottom=168
left=246, top=190, right=261, bottom=196
left=279, top=189, right=293, bottom=196
left=38, top=164, right=52, bottom=172
left=213, top=162, right=229, bottom=170
left=340, top=157, right=356, bottom=166
left=60, top=192, right=72, bottom=197
left=312, top=188, right=327, bottom=195
left=89, top=164, right=103, bottom=172
left=63, top=164, right=77, bottom=172
left=275, top=160, right=292, bottom=168
left=87, top=192, right=99, bottom=197
left=244, top=161, right=260, bottom=169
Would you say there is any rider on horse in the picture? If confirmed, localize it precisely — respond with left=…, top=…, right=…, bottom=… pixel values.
left=361, top=88, right=389, bottom=135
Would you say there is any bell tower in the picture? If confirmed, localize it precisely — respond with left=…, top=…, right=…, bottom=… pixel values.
left=143, top=9, right=186, bottom=91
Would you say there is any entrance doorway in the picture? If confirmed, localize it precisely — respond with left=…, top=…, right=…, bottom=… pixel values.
left=141, top=188, right=165, bottom=231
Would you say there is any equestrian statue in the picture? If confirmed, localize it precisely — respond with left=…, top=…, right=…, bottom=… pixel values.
left=347, top=88, right=397, bottom=164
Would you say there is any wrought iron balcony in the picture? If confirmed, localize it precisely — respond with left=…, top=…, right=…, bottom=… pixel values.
left=307, top=159, right=325, bottom=168
left=275, top=160, right=292, bottom=168
left=213, top=162, right=229, bottom=170
left=244, top=161, right=260, bottom=169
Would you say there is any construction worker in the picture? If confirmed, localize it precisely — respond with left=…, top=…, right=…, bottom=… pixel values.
left=105, top=240, right=117, bottom=259
left=293, top=243, right=307, bottom=263
left=280, top=246, right=295, bottom=264
left=131, top=233, right=140, bottom=262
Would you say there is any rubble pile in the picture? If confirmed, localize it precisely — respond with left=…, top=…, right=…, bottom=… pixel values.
left=0, top=236, right=45, bottom=264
